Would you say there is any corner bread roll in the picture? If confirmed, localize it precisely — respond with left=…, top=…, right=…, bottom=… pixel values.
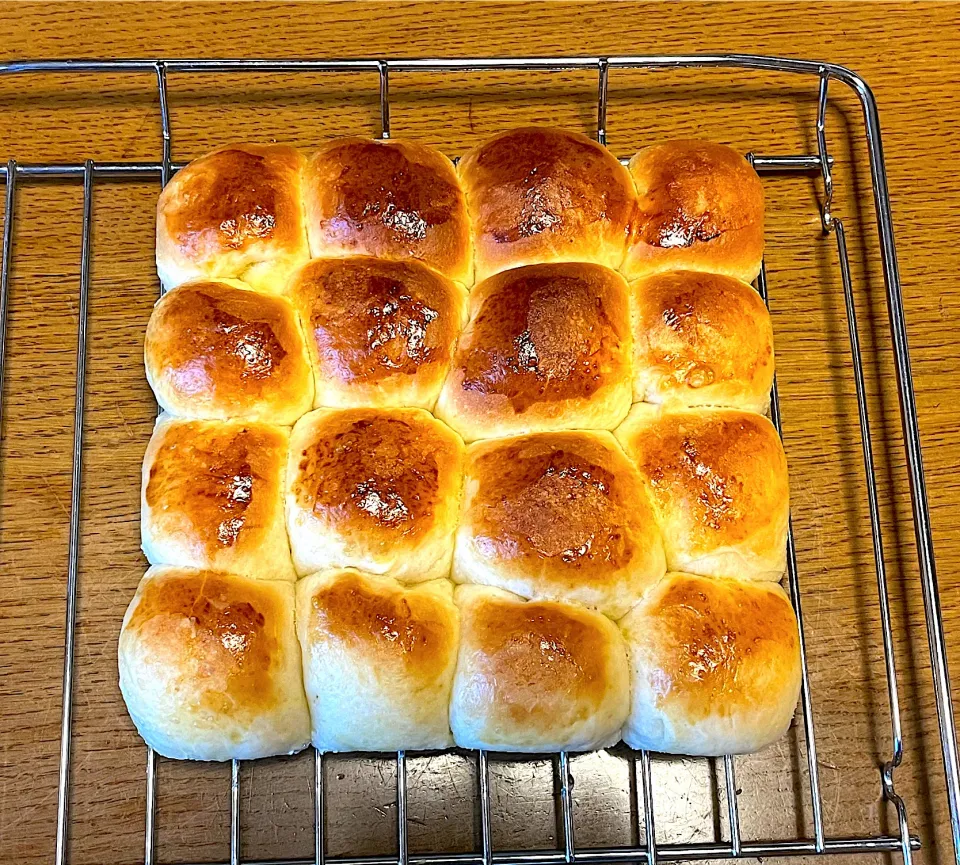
left=156, top=144, right=309, bottom=293
left=436, top=263, right=632, bottom=442
left=459, top=126, right=637, bottom=282
left=623, top=140, right=764, bottom=284
left=450, top=585, right=629, bottom=752
left=118, top=567, right=311, bottom=761
left=288, top=256, right=468, bottom=410
left=304, top=138, right=471, bottom=284
left=455, top=431, right=665, bottom=619
left=616, top=404, right=789, bottom=580
left=630, top=270, right=774, bottom=413
left=620, top=573, right=801, bottom=755
left=286, top=407, right=464, bottom=581
left=144, top=279, right=314, bottom=424
left=141, top=415, right=295, bottom=582
left=296, top=570, right=459, bottom=752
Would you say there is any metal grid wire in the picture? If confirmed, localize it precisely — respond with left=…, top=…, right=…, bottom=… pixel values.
left=1, top=54, right=958, bottom=865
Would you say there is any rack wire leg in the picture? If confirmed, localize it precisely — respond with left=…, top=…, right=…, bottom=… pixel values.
left=478, top=751, right=493, bottom=865
left=636, top=752, right=657, bottom=865
left=754, top=250, right=827, bottom=853
left=557, top=753, right=575, bottom=863
left=53, top=159, right=95, bottom=865
left=722, top=755, right=742, bottom=857
left=143, top=63, right=172, bottom=865
left=0, top=159, right=16, bottom=440
left=230, top=759, right=241, bottom=865
left=397, top=751, right=408, bottom=865
left=315, top=750, right=326, bottom=865
left=144, top=747, right=157, bottom=865
left=832, top=217, right=912, bottom=863
left=848, top=76, right=960, bottom=862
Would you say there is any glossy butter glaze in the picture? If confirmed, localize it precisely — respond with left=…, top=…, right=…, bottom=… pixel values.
left=460, top=127, right=637, bottom=280
left=145, top=420, right=285, bottom=554
left=305, top=572, right=456, bottom=679
left=290, top=256, right=462, bottom=389
left=158, top=144, right=305, bottom=265
left=294, top=413, right=442, bottom=538
left=305, top=138, right=471, bottom=282
left=144, top=280, right=312, bottom=421
left=126, top=570, right=281, bottom=715
left=631, top=270, right=774, bottom=409
left=458, top=263, right=629, bottom=413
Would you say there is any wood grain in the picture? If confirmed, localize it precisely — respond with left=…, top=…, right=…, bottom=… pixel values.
left=1, top=2, right=959, bottom=864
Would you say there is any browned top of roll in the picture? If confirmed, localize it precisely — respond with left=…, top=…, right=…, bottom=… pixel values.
left=304, top=138, right=471, bottom=282
left=460, top=126, right=637, bottom=279
left=126, top=570, right=283, bottom=714
left=145, top=280, right=311, bottom=417
left=158, top=144, right=305, bottom=262
left=623, top=409, right=788, bottom=548
left=303, top=571, right=456, bottom=679
left=291, top=409, right=462, bottom=542
left=467, top=593, right=613, bottom=722
left=631, top=270, right=774, bottom=406
left=289, top=256, right=463, bottom=388
left=629, top=140, right=763, bottom=251
left=145, top=420, right=287, bottom=556
left=640, top=574, right=798, bottom=720
left=466, top=432, right=649, bottom=576
left=456, top=263, right=630, bottom=413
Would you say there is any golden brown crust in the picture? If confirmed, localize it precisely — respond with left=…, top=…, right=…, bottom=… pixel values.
left=156, top=144, right=308, bottom=288
left=125, top=570, right=283, bottom=715
left=470, top=433, right=631, bottom=569
left=646, top=575, right=798, bottom=719
left=293, top=412, right=443, bottom=538
left=303, top=571, right=456, bottom=681
left=628, top=410, right=786, bottom=541
left=618, top=571, right=801, bottom=756
left=288, top=256, right=466, bottom=407
left=457, top=432, right=665, bottom=617
left=437, top=263, right=632, bottom=440
left=286, top=408, right=465, bottom=579
left=143, top=418, right=290, bottom=577
left=304, top=138, right=471, bottom=283
left=623, top=141, right=764, bottom=283
left=616, top=406, right=789, bottom=578
left=630, top=270, right=774, bottom=410
left=466, top=593, right=613, bottom=724
left=459, top=126, right=637, bottom=282
left=144, top=280, right=313, bottom=423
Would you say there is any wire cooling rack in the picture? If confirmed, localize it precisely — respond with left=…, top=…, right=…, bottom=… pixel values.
left=0, top=54, right=958, bottom=865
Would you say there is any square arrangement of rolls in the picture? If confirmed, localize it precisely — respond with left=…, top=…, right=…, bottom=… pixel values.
left=119, top=128, right=800, bottom=763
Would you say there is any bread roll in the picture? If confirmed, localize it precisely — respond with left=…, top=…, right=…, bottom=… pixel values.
left=630, top=270, right=774, bottom=412
left=622, top=140, right=764, bottom=283
left=288, top=256, right=468, bottom=410
left=286, top=407, right=464, bottom=581
left=141, top=415, right=295, bottom=582
left=304, top=138, right=471, bottom=284
left=144, top=279, right=314, bottom=424
left=118, top=566, right=311, bottom=761
left=450, top=585, right=629, bottom=752
left=459, top=126, right=637, bottom=282
left=296, top=570, right=459, bottom=752
left=156, top=144, right=309, bottom=293
left=454, top=431, right=665, bottom=619
left=436, top=263, right=632, bottom=442
left=620, top=573, right=801, bottom=755
left=615, top=404, right=789, bottom=580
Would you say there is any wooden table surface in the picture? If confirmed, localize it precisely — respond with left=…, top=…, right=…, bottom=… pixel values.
left=2, top=3, right=959, bottom=864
